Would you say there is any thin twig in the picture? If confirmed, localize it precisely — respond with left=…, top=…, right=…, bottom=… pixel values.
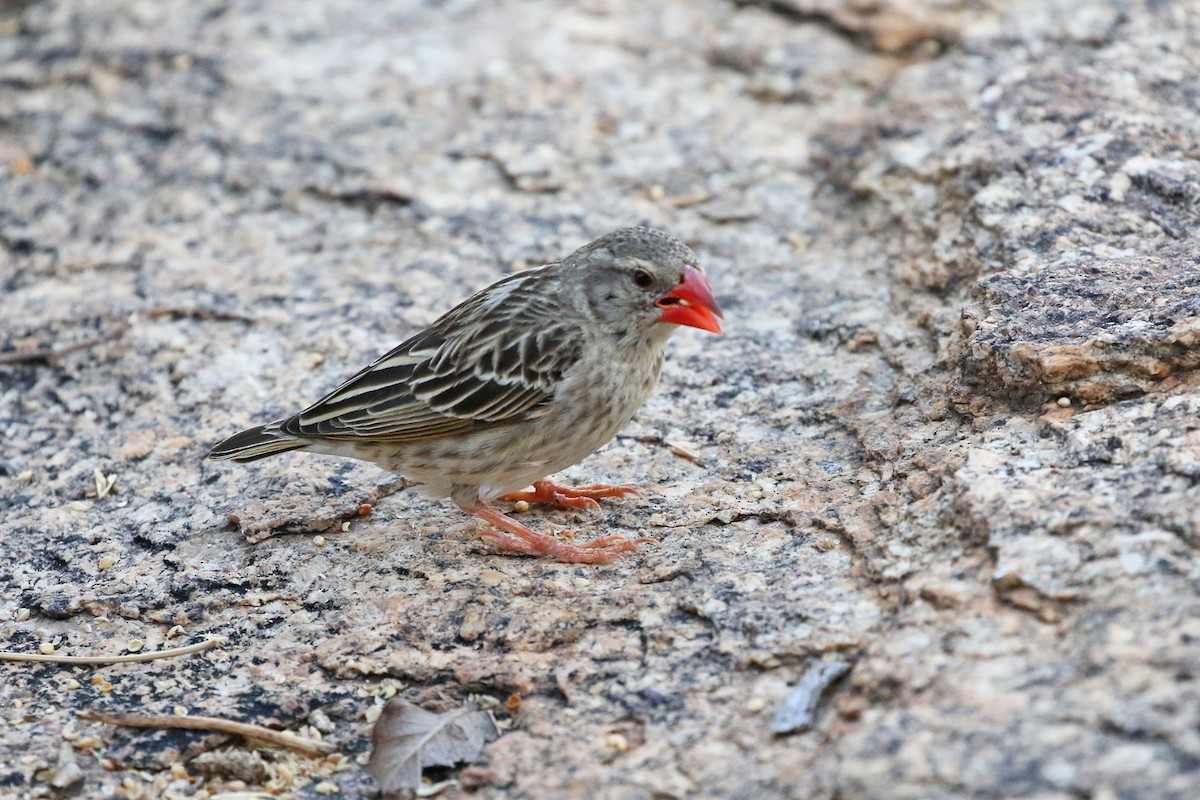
left=78, top=710, right=337, bottom=756
left=0, top=637, right=225, bottom=664
left=0, top=323, right=128, bottom=365
left=143, top=307, right=256, bottom=324
left=666, top=440, right=707, bottom=466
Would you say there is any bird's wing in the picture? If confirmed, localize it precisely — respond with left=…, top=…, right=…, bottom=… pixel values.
left=280, top=271, right=583, bottom=443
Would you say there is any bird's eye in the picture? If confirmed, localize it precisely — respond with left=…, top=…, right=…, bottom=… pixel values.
left=632, top=269, right=654, bottom=288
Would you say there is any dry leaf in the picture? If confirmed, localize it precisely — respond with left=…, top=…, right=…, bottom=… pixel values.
left=367, top=699, right=499, bottom=796
left=92, top=467, right=117, bottom=499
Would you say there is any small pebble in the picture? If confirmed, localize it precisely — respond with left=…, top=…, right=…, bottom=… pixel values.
left=1057, top=396, right=1072, bottom=408
left=479, top=569, right=506, bottom=587
left=513, top=500, right=530, bottom=513
left=787, top=231, right=808, bottom=249
left=275, top=763, right=296, bottom=784
left=473, top=695, right=499, bottom=710
left=39, top=642, right=55, bottom=655
left=602, top=733, right=630, bottom=752
left=9, top=155, right=34, bottom=175
left=313, top=535, right=327, bottom=547
left=837, top=693, right=868, bottom=721
left=309, top=709, right=335, bottom=733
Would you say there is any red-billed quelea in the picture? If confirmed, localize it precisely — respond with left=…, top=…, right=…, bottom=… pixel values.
left=209, top=227, right=723, bottom=563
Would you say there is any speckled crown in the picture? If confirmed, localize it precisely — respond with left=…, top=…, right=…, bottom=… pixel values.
left=573, top=227, right=697, bottom=267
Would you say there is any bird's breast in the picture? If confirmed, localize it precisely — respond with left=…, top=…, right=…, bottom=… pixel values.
left=545, top=340, right=666, bottom=454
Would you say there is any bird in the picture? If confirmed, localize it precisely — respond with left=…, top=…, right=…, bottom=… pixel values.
left=208, top=227, right=723, bottom=563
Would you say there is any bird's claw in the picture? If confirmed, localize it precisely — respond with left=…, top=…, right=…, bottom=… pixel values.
left=499, top=480, right=643, bottom=512
left=576, top=534, right=659, bottom=550
left=465, top=499, right=652, bottom=564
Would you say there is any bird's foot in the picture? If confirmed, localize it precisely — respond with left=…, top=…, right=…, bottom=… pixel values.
left=464, top=501, right=655, bottom=564
left=499, top=479, right=642, bottom=512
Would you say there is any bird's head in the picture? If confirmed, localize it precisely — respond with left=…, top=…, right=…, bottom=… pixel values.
left=569, top=227, right=723, bottom=341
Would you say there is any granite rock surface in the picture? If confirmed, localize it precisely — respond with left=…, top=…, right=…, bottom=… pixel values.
left=2, top=0, right=1198, bottom=798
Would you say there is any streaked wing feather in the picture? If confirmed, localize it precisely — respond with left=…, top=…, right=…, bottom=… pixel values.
left=282, top=268, right=582, bottom=443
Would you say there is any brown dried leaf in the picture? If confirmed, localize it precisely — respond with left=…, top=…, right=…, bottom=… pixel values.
left=367, top=699, right=499, bottom=796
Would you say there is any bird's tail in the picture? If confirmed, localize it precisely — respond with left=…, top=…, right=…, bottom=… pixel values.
left=208, top=421, right=306, bottom=463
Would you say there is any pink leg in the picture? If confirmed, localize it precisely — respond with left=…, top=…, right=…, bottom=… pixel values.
left=462, top=501, right=656, bottom=564
left=498, top=479, right=642, bottom=511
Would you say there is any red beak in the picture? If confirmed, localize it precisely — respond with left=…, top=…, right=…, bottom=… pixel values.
left=656, top=264, right=723, bottom=334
